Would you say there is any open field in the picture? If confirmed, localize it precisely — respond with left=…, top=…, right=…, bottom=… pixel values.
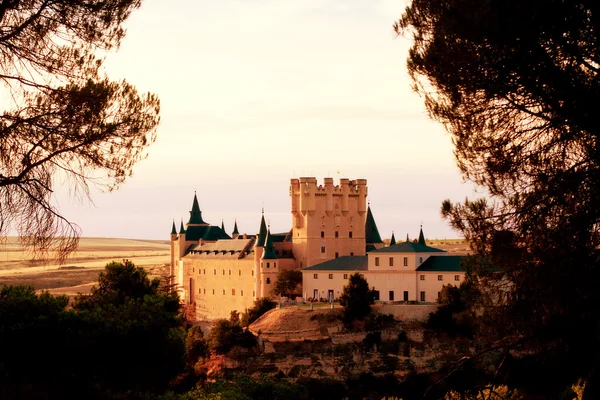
left=0, top=237, right=170, bottom=296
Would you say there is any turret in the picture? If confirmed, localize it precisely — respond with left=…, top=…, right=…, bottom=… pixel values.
left=365, top=205, right=383, bottom=249
left=390, top=231, right=396, bottom=246
left=188, top=192, right=207, bottom=226
left=418, top=226, right=426, bottom=246
left=255, top=211, right=268, bottom=248
left=221, top=219, right=225, bottom=233
left=232, top=219, right=239, bottom=239
left=261, top=229, right=277, bottom=260
left=170, top=220, right=177, bottom=240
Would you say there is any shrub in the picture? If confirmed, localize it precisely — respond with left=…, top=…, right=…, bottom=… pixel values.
left=241, top=297, right=276, bottom=327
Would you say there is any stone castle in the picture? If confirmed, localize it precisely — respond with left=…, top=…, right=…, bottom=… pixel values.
left=169, top=177, right=464, bottom=320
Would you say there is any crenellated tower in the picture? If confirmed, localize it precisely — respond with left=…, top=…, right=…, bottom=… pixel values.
left=290, top=177, right=368, bottom=269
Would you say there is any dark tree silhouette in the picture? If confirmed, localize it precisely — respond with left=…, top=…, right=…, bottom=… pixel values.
left=339, top=272, right=375, bottom=323
left=273, top=269, right=302, bottom=296
left=398, top=1, right=600, bottom=397
left=0, top=1, right=160, bottom=260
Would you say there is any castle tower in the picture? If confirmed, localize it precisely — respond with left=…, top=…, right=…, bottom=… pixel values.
left=253, top=212, right=268, bottom=298
left=259, top=228, right=278, bottom=297
left=188, top=192, right=208, bottom=227
left=365, top=205, right=384, bottom=251
left=232, top=219, right=239, bottom=239
left=290, top=177, right=368, bottom=269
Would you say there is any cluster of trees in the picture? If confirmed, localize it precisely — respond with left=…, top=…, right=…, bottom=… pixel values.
left=398, top=0, right=600, bottom=398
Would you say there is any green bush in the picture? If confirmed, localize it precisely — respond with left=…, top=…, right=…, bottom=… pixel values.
left=240, top=297, right=276, bottom=327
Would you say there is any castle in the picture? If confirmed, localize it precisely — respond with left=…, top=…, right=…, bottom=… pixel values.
left=169, top=177, right=463, bottom=320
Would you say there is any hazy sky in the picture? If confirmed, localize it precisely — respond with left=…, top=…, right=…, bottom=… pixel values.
left=55, top=0, right=481, bottom=241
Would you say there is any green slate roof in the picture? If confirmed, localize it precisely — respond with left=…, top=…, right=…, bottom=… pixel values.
left=232, top=220, right=239, bottom=235
left=370, top=241, right=446, bottom=253
left=185, top=225, right=231, bottom=242
left=255, top=213, right=268, bottom=247
left=365, top=206, right=383, bottom=244
left=171, top=221, right=177, bottom=235
left=390, top=232, right=396, bottom=246
left=417, top=256, right=464, bottom=272
left=179, top=220, right=186, bottom=234
left=418, top=227, right=426, bottom=246
left=302, top=256, right=368, bottom=271
left=221, top=220, right=225, bottom=232
left=261, top=229, right=277, bottom=259
left=188, top=193, right=207, bottom=225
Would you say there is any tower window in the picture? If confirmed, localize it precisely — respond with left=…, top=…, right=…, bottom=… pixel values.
left=274, top=262, right=276, bottom=268
left=203, top=269, right=205, bottom=274
left=419, top=257, right=423, bottom=264
left=241, top=290, right=244, bottom=296
left=375, top=257, right=380, bottom=266
left=328, top=274, right=333, bottom=279
left=420, top=275, right=425, bottom=281
left=389, top=257, right=394, bottom=267
left=321, top=231, right=325, bottom=238
left=212, top=289, right=215, bottom=295
left=403, top=257, right=408, bottom=266
left=229, top=270, right=231, bottom=275
left=222, top=289, right=225, bottom=295
left=321, top=245, right=326, bottom=253
left=438, top=275, right=443, bottom=281
left=266, top=278, right=271, bottom=284
left=335, top=252, right=339, bottom=258
left=203, top=289, right=205, bottom=294
left=239, top=270, right=241, bottom=276
left=349, top=231, right=353, bottom=238
left=252, top=270, right=254, bottom=276
left=314, top=274, right=318, bottom=279
left=232, top=288, right=235, bottom=295
left=335, top=231, right=339, bottom=238
left=222, top=270, right=225, bottom=275
left=213, top=269, right=216, bottom=275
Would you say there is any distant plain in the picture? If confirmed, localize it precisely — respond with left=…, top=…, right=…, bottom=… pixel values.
left=0, top=237, right=170, bottom=297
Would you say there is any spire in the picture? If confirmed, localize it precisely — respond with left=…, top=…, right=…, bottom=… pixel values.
left=255, top=212, right=268, bottom=247
left=418, top=225, right=426, bottom=246
left=365, top=205, right=383, bottom=244
left=171, top=220, right=177, bottom=235
left=221, top=219, right=225, bottom=232
left=232, top=219, right=239, bottom=235
left=406, top=233, right=410, bottom=243
left=261, top=229, right=277, bottom=259
left=390, top=231, right=396, bottom=246
left=179, top=220, right=186, bottom=234
left=188, top=192, right=207, bottom=225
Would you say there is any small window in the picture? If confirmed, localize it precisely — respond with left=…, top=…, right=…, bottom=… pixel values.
left=335, top=252, right=339, bottom=258
left=266, top=262, right=270, bottom=268
left=343, top=274, right=348, bottom=279
left=389, top=257, right=394, bottom=267
left=203, top=289, right=206, bottom=294
left=274, top=262, right=276, bottom=268
left=438, top=275, right=443, bottom=281
left=232, top=288, right=235, bottom=296
left=349, top=231, right=353, bottom=238
left=420, top=275, right=425, bottom=281
left=203, top=269, right=205, bottom=274
left=350, top=252, right=354, bottom=256
left=314, top=273, right=318, bottom=279
left=241, top=290, right=244, bottom=296
left=213, top=269, right=216, bottom=275
left=328, top=274, right=333, bottom=279
left=252, top=270, right=254, bottom=276
left=454, top=275, right=460, bottom=281
left=374, top=290, right=380, bottom=300
left=420, top=291, right=426, bottom=302
left=229, top=269, right=231, bottom=275
left=419, top=257, right=423, bottom=264
left=389, top=291, right=395, bottom=301
left=375, top=257, right=380, bottom=266
left=198, top=288, right=201, bottom=294
left=222, top=289, right=225, bottom=295
left=321, top=245, right=326, bottom=253
left=239, top=270, right=241, bottom=276
left=403, top=257, right=408, bottom=266
left=335, top=231, right=339, bottom=238
left=192, top=268, right=194, bottom=273
left=222, top=270, right=225, bottom=275
left=266, top=277, right=271, bottom=284
left=212, top=289, right=215, bottom=295
left=321, top=231, right=325, bottom=238
left=253, top=291, right=255, bottom=297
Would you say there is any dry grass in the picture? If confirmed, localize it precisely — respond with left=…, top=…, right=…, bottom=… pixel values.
left=0, top=237, right=170, bottom=296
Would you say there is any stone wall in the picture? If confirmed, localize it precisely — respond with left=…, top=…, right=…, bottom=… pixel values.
left=374, top=303, right=438, bottom=321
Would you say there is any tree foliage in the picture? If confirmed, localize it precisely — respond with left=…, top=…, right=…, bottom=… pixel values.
left=0, top=260, right=184, bottom=399
left=273, top=269, right=302, bottom=296
left=0, top=0, right=160, bottom=259
left=240, top=297, right=276, bottom=327
left=338, top=272, right=375, bottom=323
left=398, top=1, right=600, bottom=397
left=208, top=317, right=256, bottom=355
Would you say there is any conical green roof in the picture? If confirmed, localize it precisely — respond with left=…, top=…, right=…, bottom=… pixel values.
left=418, top=226, right=426, bottom=246
left=232, top=220, right=239, bottom=235
left=406, top=234, right=410, bottom=243
left=390, top=232, right=396, bottom=246
left=255, top=213, right=267, bottom=247
left=188, top=193, right=207, bottom=225
left=171, top=220, right=177, bottom=235
left=179, top=220, right=186, bottom=234
left=221, top=219, right=225, bottom=232
left=262, top=229, right=277, bottom=259
left=365, top=206, right=383, bottom=244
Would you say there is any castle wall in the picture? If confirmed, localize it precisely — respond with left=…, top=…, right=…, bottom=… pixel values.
left=183, top=255, right=256, bottom=320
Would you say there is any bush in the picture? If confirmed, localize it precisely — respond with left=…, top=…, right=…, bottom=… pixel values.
left=339, top=272, right=375, bottom=323
left=208, top=319, right=256, bottom=354
left=240, top=297, right=276, bottom=327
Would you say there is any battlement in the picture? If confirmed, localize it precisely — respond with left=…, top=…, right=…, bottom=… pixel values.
left=290, top=177, right=367, bottom=193
left=290, top=177, right=368, bottom=217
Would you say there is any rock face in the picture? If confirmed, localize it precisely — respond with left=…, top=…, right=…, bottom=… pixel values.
left=213, top=306, right=467, bottom=382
